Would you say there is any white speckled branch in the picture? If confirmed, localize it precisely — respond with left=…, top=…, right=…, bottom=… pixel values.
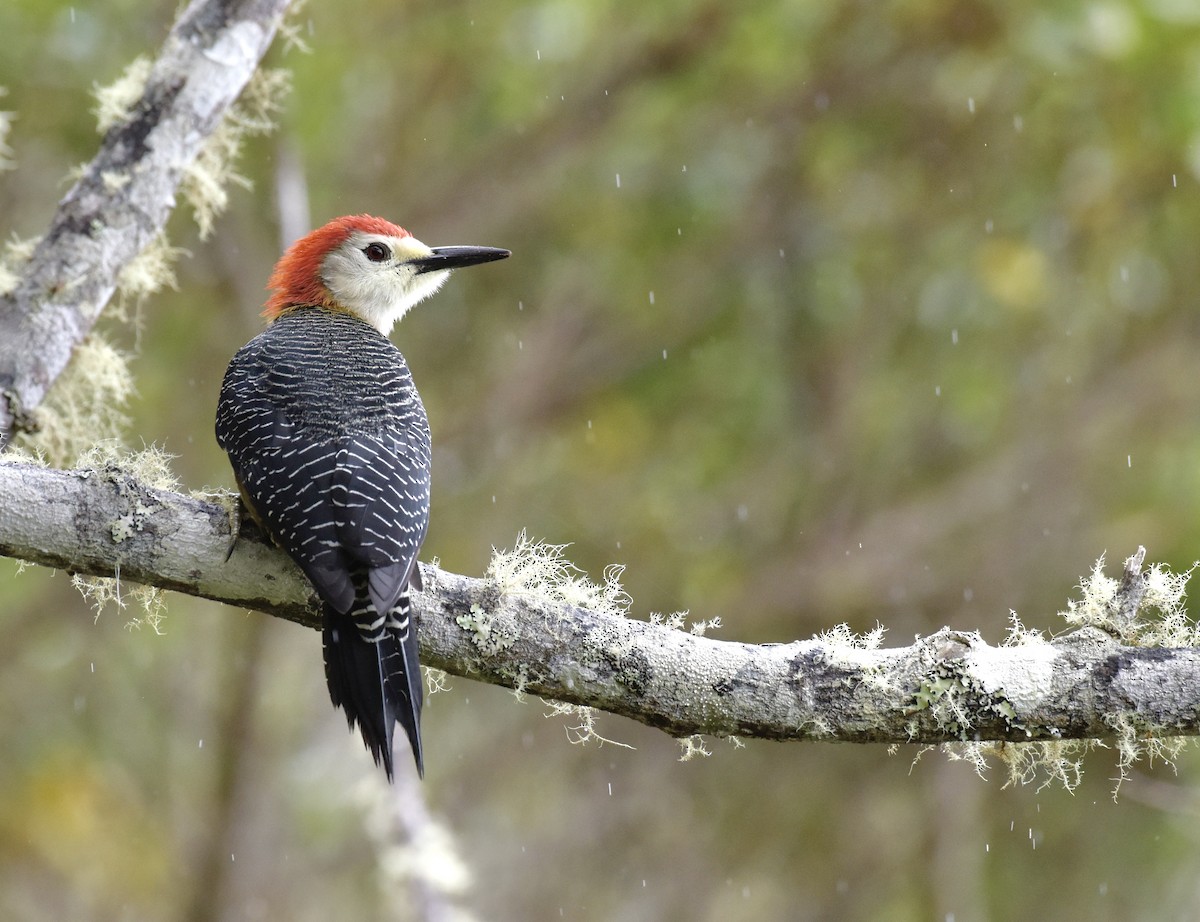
left=3, top=460, right=1198, bottom=745
left=0, top=0, right=293, bottom=447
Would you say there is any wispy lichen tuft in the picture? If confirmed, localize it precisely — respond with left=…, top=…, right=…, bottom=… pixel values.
left=678, top=734, right=711, bottom=761
left=1060, top=552, right=1198, bottom=646
left=543, top=701, right=634, bottom=749
left=488, top=534, right=634, bottom=747
left=817, top=622, right=887, bottom=651
left=277, top=0, right=314, bottom=55
left=0, top=234, right=38, bottom=297
left=945, top=739, right=1092, bottom=793
left=92, top=57, right=153, bottom=133
left=1106, top=712, right=1189, bottom=798
left=72, top=568, right=168, bottom=633
left=183, top=67, right=290, bottom=239
left=113, top=232, right=185, bottom=321
left=488, top=530, right=630, bottom=618
left=75, top=442, right=180, bottom=491
left=25, top=335, right=134, bottom=466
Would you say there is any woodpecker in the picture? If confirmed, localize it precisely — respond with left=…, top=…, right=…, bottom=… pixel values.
left=216, top=214, right=508, bottom=779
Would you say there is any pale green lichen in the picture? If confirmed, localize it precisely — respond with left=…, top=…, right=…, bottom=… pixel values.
left=817, top=621, right=887, bottom=651
left=26, top=336, right=134, bottom=466
left=72, top=568, right=167, bottom=634
left=649, top=611, right=687, bottom=629
left=0, top=234, right=37, bottom=298
left=487, top=534, right=643, bottom=744
left=112, top=233, right=185, bottom=330
left=67, top=449, right=178, bottom=631
left=1106, top=712, right=1189, bottom=798
left=277, top=0, right=314, bottom=55
left=183, top=67, right=290, bottom=239
left=1060, top=552, right=1198, bottom=646
left=645, top=609, right=721, bottom=635
left=75, top=442, right=180, bottom=491
left=92, top=57, right=153, bottom=133
left=455, top=602, right=516, bottom=656
left=947, top=738, right=1092, bottom=793
left=934, top=554, right=1200, bottom=795
left=93, top=55, right=289, bottom=240
left=487, top=531, right=630, bottom=618
left=815, top=622, right=893, bottom=697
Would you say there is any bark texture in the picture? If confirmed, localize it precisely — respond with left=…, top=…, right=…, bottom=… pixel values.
left=3, top=459, right=1198, bottom=746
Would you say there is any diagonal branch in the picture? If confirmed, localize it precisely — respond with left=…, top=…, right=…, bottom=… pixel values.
left=0, top=0, right=293, bottom=448
left=2, top=459, right=1199, bottom=747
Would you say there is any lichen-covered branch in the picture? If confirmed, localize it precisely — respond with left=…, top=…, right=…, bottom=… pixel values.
left=3, top=459, right=1199, bottom=749
left=0, top=0, right=293, bottom=449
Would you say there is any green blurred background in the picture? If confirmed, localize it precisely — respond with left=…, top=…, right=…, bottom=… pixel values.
left=4, top=0, right=1200, bottom=918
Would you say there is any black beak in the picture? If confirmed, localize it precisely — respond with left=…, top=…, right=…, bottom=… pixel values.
left=410, top=245, right=511, bottom=274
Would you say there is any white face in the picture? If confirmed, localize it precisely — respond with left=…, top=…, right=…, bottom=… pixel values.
left=319, top=231, right=451, bottom=335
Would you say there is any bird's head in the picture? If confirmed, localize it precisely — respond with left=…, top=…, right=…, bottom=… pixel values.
left=263, top=214, right=510, bottom=335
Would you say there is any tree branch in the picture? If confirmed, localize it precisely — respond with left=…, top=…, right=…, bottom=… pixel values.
left=0, top=0, right=293, bottom=448
left=3, top=459, right=1198, bottom=747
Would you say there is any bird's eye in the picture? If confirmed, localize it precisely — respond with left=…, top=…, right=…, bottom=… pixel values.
left=363, top=242, right=391, bottom=262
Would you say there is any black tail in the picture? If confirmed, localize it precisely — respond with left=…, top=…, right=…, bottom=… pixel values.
left=322, top=592, right=424, bottom=780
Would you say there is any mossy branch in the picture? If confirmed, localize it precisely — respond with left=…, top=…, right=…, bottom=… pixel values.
left=3, top=459, right=1200, bottom=753
left=0, top=0, right=293, bottom=449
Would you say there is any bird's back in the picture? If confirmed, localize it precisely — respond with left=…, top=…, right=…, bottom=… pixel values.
left=216, top=306, right=431, bottom=776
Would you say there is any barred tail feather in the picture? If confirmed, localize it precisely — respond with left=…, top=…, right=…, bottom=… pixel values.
left=382, top=593, right=424, bottom=775
left=322, top=597, right=424, bottom=780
